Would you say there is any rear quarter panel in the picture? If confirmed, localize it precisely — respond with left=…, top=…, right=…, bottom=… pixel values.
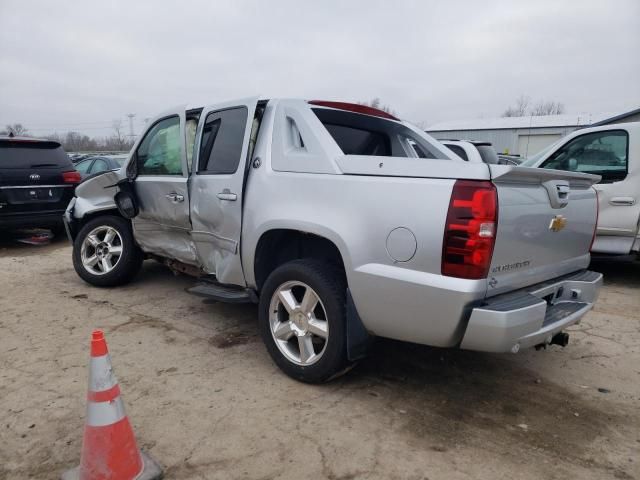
left=242, top=105, right=493, bottom=347
left=243, top=169, right=493, bottom=346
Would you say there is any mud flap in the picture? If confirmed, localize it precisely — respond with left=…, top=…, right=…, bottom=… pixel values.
left=346, top=289, right=373, bottom=361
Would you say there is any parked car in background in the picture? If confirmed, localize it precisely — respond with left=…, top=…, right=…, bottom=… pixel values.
left=65, top=98, right=602, bottom=382
left=69, top=152, right=129, bottom=164
left=497, top=153, right=523, bottom=165
left=440, top=139, right=520, bottom=166
left=522, top=122, right=640, bottom=256
left=68, top=153, right=93, bottom=164
left=74, top=155, right=127, bottom=179
left=0, top=135, right=80, bottom=231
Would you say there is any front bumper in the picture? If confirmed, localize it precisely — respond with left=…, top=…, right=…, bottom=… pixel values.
left=460, top=270, right=602, bottom=353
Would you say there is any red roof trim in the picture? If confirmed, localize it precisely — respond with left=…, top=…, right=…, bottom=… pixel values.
left=308, top=100, right=399, bottom=121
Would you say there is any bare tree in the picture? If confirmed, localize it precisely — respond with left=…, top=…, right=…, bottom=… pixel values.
left=530, top=100, right=565, bottom=116
left=502, top=95, right=530, bottom=117
left=5, top=123, right=29, bottom=136
left=503, top=95, right=565, bottom=117
left=111, top=120, right=128, bottom=150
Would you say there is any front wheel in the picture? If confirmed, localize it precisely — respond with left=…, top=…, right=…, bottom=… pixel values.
left=72, top=215, right=143, bottom=287
left=259, top=259, right=350, bottom=383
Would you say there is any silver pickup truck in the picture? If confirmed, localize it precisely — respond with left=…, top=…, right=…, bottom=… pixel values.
left=65, top=98, right=603, bottom=382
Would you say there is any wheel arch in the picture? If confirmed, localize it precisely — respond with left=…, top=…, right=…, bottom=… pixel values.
left=69, top=207, right=123, bottom=241
left=252, top=228, right=350, bottom=292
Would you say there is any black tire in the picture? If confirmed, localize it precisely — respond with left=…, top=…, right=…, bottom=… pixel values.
left=72, top=215, right=143, bottom=287
left=259, top=259, right=350, bottom=383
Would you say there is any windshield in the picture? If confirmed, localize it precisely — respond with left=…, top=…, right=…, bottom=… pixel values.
left=112, top=155, right=128, bottom=167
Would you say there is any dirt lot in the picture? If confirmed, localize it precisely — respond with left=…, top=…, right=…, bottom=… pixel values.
left=1, top=237, right=639, bottom=480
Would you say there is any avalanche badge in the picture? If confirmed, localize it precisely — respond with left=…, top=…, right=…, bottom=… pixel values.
left=549, top=215, right=567, bottom=232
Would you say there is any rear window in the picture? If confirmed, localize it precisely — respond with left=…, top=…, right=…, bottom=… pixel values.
left=0, top=140, right=71, bottom=169
left=312, top=108, right=444, bottom=159
left=322, top=124, right=391, bottom=156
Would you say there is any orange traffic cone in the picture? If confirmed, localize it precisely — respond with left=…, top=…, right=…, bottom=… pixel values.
left=61, top=330, right=163, bottom=480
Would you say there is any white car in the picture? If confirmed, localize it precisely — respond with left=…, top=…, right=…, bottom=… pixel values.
left=440, top=140, right=509, bottom=164
left=522, top=122, right=640, bottom=256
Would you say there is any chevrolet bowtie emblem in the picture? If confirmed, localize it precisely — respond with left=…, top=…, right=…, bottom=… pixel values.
left=549, top=215, right=567, bottom=232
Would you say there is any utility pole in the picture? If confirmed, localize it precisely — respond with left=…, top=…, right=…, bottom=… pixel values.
left=127, top=113, right=136, bottom=139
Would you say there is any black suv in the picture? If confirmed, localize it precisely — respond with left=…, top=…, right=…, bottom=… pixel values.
left=0, top=136, right=80, bottom=231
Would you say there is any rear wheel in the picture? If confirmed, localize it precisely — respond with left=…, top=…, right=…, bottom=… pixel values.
left=259, top=259, right=349, bottom=383
left=72, top=215, right=143, bottom=287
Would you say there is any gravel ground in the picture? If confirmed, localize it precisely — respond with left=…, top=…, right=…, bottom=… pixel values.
left=1, top=237, right=639, bottom=480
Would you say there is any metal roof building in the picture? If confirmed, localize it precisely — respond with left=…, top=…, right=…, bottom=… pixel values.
left=426, top=107, right=640, bottom=158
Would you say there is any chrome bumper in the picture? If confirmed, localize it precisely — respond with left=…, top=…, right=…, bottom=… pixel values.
left=460, top=270, right=602, bottom=353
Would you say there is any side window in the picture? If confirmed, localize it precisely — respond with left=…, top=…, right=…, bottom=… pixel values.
left=446, top=144, right=469, bottom=161
left=541, top=130, right=628, bottom=183
left=90, top=158, right=108, bottom=173
left=75, top=159, right=93, bottom=173
left=198, top=107, right=248, bottom=174
left=136, top=116, right=182, bottom=176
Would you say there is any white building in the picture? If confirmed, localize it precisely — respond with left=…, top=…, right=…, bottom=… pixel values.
left=427, top=107, right=640, bottom=157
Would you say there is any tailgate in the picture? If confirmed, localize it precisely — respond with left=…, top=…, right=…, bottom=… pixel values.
left=487, top=165, right=600, bottom=296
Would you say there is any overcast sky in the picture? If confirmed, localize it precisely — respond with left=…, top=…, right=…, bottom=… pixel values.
left=1, top=0, right=638, bottom=137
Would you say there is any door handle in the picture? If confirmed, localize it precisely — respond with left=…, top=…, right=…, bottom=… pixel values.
left=217, top=190, right=237, bottom=201
left=610, top=197, right=635, bottom=206
left=165, top=193, right=185, bottom=203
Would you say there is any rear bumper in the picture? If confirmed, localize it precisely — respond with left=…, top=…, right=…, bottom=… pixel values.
left=0, top=210, right=65, bottom=229
left=460, top=270, right=602, bottom=353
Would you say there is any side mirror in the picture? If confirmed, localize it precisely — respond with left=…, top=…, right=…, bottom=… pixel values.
left=114, top=179, right=139, bottom=219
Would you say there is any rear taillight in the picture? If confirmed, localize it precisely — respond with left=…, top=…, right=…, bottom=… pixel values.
left=62, top=170, right=81, bottom=184
left=589, top=188, right=599, bottom=251
left=442, top=180, right=498, bottom=279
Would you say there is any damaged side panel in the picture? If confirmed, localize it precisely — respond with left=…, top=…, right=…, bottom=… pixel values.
left=189, top=97, right=260, bottom=285
left=130, top=110, right=198, bottom=266
left=133, top=220, right=199, bottom=265
left=72, top=171, right=122, bottom=219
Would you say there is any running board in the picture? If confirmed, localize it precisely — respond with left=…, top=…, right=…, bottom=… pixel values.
left=186, top=282, right=258, bottom=304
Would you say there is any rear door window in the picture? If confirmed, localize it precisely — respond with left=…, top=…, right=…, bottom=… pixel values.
left=75, top=158, right=93, bottom=173
left=541, top=130, right=628, bottom=183
left=90, top=158, right=109, bottom=173
left=198, top=107, right=248, bottom=174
